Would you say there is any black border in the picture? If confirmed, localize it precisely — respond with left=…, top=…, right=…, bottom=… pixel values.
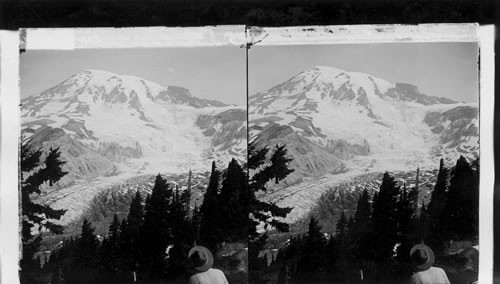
left=2, top=0, right=498, bottom=282
left=0, top=0, right=497, bottom=29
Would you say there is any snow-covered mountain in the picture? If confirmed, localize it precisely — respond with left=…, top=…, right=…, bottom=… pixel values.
left=250, top=66, right=478, bottom=222
left=22, top=69, right=246, bottom=223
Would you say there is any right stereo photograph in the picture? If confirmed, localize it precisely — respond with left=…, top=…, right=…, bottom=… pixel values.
left=248, top=39, right=479, bottom=284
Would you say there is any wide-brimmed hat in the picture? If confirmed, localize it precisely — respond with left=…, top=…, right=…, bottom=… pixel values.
left=410, top=244, right=435, bottom=270
left=188, top=246, right=214, bottom=272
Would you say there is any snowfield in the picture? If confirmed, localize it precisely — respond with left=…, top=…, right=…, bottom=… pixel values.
left=250, top=66, right=479, bottom=222
left=22, top=69, right=246, bottom=224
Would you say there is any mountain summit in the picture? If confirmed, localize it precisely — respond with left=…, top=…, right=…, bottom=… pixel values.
left=22, top=70, right=246, bottom=223
left=251, top=66, right=457, bottom=117
left=23, top=69, right=226, bottom=117
left=250, top=65, right=478, bottom=194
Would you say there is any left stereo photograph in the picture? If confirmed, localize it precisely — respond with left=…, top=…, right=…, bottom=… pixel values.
left=19, top=35, right=248, bottom=283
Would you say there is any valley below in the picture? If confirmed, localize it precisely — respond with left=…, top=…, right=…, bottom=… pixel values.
left=260, top=156, right=442, bottom=226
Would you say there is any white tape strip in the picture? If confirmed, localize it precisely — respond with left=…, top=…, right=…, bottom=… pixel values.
left=23, top=24, right=477, bottom=50
left=25, top=26, right=246, bottom=50
left=249, top=24, right=479, bottom=46
left=0, top=30, right=21, bottom=284
left=25, top=28, right=75, bottom=50
left=478, top=24, right=495, bottom=284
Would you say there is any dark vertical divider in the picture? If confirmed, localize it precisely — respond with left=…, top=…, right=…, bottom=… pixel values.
left=494, top=26, right=500, bottom=284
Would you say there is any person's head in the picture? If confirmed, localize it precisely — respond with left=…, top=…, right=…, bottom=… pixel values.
left=188, top=246, right=214, bottom=272
left=410, top=244, right=435, bottom=271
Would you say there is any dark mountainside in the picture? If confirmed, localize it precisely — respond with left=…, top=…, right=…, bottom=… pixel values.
left=259, top=156, right=479, bottom=284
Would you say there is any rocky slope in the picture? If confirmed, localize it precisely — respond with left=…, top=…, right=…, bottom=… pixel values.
left=250, top=66, right=478, bottom=222
left=22, top=69, right=246, bottom=224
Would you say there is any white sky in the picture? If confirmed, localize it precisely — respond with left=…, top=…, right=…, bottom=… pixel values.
left=20, top=43, right=479, bottom=105
left=250, top=42, right=479, bottom=103
left=20, top=47, right=246, bottom=105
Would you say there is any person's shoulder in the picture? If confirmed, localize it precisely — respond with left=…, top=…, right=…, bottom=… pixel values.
left=430, top=266, right=450, bottom=280
left=189, top=273, right=202, bottom=284
left=210, top=268, right=228, bottom=280
left=410, top=272, right=423, bottom=284
left=190, top=271, right=203, bottom=278
left=431, top=266, right=447, bottom=273
left=210, top=268, right=225, bottom=275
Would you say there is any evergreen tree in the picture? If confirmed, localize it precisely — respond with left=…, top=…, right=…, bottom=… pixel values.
left=406, top=167, right=422, bottom=247
left=140, top=174, right=173, bottom=279
left=397, top=183, right=412, bottom=237
left=199, top=161, right=223, bottom=252
left=249, top=143, right=294, bottom=239
left=299, top=217, right=326, bottom=274
left=248, top=142, right=294, bottom=283
left=78, top=219, right=99, bottom=267
left=371, top=172, right=400, bottom=277
left=220, top=158, right=248, bottom=241
left=418, top=204, right=428, bottom=241
left=348, top=216, right=355, bottom=238
left=350, top=189, right=372, bottom=270
left=395, top=183, right=414, bottom=275
left=166, top=184, right=192, bottom=279
left=426, top=159, right=449, bottom=248
left=335, top=212, right=355, bottom=281
left=336, top=211, right=348, bottom=246
left=445, top=156, right=478, bottom=240
left=105, top=214, right=121, bottom=273
left=50, top=265, right=66, bottom=284
left=249, top=233, right=269, bottom=282
left=44, top=147, right=68, bottom=186
left=371, top=192, right=379, bottom=219
left=33, top=255, right=42, bottom=271
left=109, top=214, right=121, bottom=244
left=145, top=194, right=151, bottom=211
left=192, top=203, right=202, bottom=244
left=118, top=219, right=131, bottom=272
left=415, top=167, right=420, bottom=192
left=20, top=143, right=68, bottom=283
left=325, top=235, right=338, bottom=274
left=354, top=189, right=371, bottom=228
left=181, top=169, right=192, bottom=216
left=125, top=190, right=143, bottom=272
left=408, top=168, right=420, bottom=215
left=127, top=191, right=144, bottom=235
left=99, top=237, right=113, bottom=273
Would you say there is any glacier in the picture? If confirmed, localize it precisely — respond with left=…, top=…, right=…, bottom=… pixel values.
left=249, top=65, right=478, bottom=223
left=22, top=69, right=247, bottom=224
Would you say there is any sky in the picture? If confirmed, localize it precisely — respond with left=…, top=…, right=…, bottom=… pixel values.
left=249, top=42, right=479, bottom=103
left=20, top=47, right=246, bottom=105
left=21, top=43, right=479, bottom=105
